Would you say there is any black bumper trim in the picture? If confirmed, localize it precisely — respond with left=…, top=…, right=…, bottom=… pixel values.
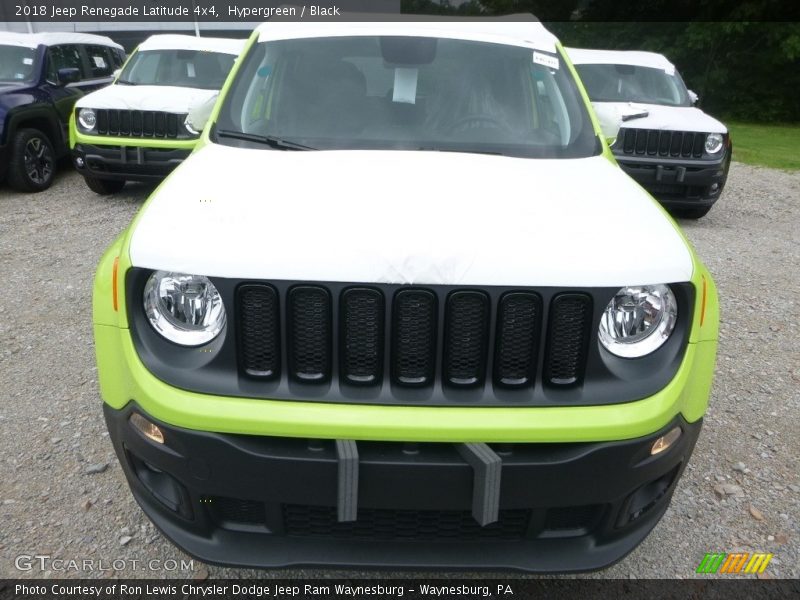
left=72, top=142, right=191, bottom=182
left=615, top=151, right=731, bottom=207
left=104, top=402, right=702, bottom=572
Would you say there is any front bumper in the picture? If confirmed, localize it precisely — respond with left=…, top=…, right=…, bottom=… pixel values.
left=105, top=401, right=701, bottom=572
left=73, top=142, right=192, bottom=182
left=614, top=151, right=731, bottom=210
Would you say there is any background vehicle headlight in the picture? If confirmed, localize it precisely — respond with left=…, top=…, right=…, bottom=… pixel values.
left=599, top=285, right=677, bottom=358
left=704, top=133, right=724, bottom=154
left=78, top=108, right=97, bottom=131
left=143, top=271, right=226, bottom=346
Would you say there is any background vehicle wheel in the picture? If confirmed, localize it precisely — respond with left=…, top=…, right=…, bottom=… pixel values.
left=7, top=128, right=56, bottom=193
left=84, top=176, right=126, bottom=195
left=674, top=207, right=712, bottom=219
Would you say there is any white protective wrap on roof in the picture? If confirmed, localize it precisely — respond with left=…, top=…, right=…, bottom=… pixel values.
left=0, top=31, right=123, bottom=50
left=566, top=48, right=676, bottom=74
left=256, top=20, right=559, bottom=53
left=136, top=34, right=245, bottom=55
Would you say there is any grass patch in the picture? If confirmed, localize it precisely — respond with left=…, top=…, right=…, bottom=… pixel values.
left=727, top=122, right=800, bottom=170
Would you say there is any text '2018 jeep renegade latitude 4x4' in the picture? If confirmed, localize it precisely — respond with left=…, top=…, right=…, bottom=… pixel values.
left=94, top=19, right=719, bottom=572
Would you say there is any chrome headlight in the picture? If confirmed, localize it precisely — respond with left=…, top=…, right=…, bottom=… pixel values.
left=598, top=285, right=677, bottom=358
left=143, top=271, right=226, bottom=346
left=78, top=108, right=97, bottom=131
left=704, top=133, right=724, bottom=154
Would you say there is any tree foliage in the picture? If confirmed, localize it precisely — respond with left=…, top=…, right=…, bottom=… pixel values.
left=401, top=0, right=800, bottom=122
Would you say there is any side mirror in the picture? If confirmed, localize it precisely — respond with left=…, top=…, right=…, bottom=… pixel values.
left=592, top=103, right=623, bottom=146
left=185, top=93, right=219, bottom=135
left=57, top=67, right=80, bottom=86
left=687, top=90, right=699, bottom=105
left=112, top=68, right=122, bottom=80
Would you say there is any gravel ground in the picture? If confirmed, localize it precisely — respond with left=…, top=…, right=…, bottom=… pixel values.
left=0, top=163, right=798, bottom=580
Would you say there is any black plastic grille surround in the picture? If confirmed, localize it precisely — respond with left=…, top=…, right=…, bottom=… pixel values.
left=91, top=108, right=194, bottom=139
left=282, top=504, right=531, bottom=540
left=204, top=498, right=604, bottom=541
left=619, top=128, right=707, bottom=159
left=128, top=272, right=693, bottom=408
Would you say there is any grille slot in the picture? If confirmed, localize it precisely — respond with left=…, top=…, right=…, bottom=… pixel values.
left=93, top=109, right=188, bottom=139
left=341, top=288, right=384, bottom=385
left=392, top=289, right=438, bottom=386
left=444, top=291, right=490, bottom=387
left=237, top=284, right=280, bottom=378
left=287, top=286, right=332, bottom=383
left=542, top=504, right=602, bottom=532
left=283, top=504, right=530, bottom=540
left=545, top=294, right=592, bottom=386
left=619, top=128, right=706, bottom=158
left=208, top=496, right=265, bottom=526
left=494, top=292, right=541, bottom=388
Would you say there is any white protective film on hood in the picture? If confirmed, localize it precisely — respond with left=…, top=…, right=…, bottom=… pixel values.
left=75, top=84, right=219, bottom=113
left=593, top=102, right=727, bottom=134
left=129, top=145, right=694, bottom=288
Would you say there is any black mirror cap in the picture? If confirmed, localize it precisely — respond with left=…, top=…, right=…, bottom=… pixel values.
left=57, top=67, right=80, bottom=86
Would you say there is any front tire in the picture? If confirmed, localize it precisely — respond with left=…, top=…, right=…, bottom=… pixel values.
left=674, top=206, right=712, bottom=220
left=83, top=176, right=126, bottom=195
left=7, top=128, right=56, bottom=193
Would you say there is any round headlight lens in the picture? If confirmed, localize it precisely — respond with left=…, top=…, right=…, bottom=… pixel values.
left=78, top=108, right=97, bottom=131
left=705, top=133, right=724, bottom=154
left=143, top=271, right=226, bottom=346
left=599, top=285, right=677, bottom=358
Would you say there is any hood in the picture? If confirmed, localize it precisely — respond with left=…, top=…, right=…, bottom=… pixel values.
left=75, top=84, right=217, bottom=113
left=129, top=145, right=694, bottom=288
left=594, top=101, right=727, bottom=134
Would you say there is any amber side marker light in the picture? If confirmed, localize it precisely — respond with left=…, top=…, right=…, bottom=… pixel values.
left=130, top=413, right=165, bottom=444
left=651, top=427, right=682, bottom=455
left=112, top=256, right=119, bottom=312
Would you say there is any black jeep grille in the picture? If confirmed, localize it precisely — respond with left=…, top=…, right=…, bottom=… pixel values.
left=618, top=128, right=706, bottom=159
left=93, top=109, right=193, bottom=139
left=237, top=284, right=594, bottom=395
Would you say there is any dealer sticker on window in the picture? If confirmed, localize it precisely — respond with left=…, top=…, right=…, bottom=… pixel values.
left=533, top=51, right=559, bottom=70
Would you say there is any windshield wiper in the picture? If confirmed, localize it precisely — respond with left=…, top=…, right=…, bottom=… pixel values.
left=115, top=79, right=137, bottom=86
left=215, top=129, right=316, bottom=151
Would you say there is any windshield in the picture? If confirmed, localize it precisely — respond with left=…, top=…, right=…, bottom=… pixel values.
left=0, top=45, right=36, bottom=83
left=214, top=36, right=599, bottom=158
left=575, top=63, right=691, bottom=107
left=118, top=49, right=235, bottom=89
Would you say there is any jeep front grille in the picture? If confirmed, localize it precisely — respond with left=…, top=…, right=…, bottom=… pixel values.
left=618, top=128, right=706, bottom=159
left=93, top=109, right=192, bottom=139
left=237, top=283, right=591, bottom=393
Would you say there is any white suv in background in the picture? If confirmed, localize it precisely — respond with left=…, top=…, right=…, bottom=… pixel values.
left=568, top=48, right=730, bottom=219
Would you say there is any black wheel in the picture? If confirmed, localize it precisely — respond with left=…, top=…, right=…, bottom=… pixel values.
left=674, top=206, right=712, bottom=220
left=83, top=176, right=126, bottom=195
left=7, top=128, right=56, bottom=192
